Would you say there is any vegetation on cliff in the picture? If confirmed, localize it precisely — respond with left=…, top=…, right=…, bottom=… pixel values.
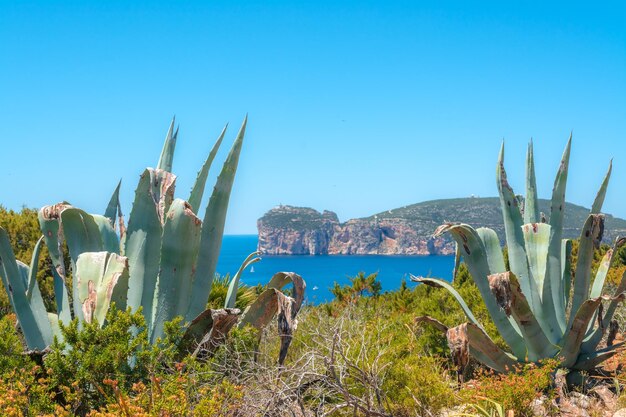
left=258, top=198, right=626, bottom=255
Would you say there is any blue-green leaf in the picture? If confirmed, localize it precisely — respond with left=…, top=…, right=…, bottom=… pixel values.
left=188, top=124, right=228, bottom=214
left=225, top=251, right=261, bottom=309
left=187, top=116, right=247, bottom=323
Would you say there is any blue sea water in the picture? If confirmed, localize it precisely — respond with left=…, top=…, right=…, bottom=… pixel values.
left=216, top=235, right=454, bottom=304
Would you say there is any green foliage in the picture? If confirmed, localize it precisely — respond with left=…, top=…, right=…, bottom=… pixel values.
left=206, top=273, right=260, bottom=310
left=385, top=355, right=458, bottom=416
left=461, top=360, right=558, bottom=417
left=0, top=315, right=30, bottom=374
left=44, top=307, right=182, bottom=414
left=0, top=314, right=64, bottom=416
left=0, top=306, right=248, bottom=416
left=89, top=377, right=244, bottom=417
left=330, top=271, right=381, bottom=305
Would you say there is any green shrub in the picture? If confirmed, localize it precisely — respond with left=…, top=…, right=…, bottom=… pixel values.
left=461, top=360, right=558, bottom=417
left=44, top=307, right=182, bottom=415
left=0, top=314, right=62, bottom=416
left=385, top=355, right=458, bottom=416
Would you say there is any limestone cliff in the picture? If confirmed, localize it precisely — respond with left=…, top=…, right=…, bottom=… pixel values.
left=257, top=198, right=626, bottom=256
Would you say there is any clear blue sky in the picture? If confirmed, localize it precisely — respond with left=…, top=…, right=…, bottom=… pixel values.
left=1, top=1, right=625, bottom=234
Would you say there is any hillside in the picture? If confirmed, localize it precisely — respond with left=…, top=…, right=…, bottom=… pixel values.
left=257, top=197, right=626, bottom=255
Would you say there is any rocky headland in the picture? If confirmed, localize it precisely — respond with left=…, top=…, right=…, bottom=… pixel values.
left=257, top=198, right=626, bottom=255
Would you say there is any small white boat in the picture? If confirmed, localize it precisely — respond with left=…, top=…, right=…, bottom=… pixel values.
left=312, top=286, right=318, bottom=291
left=250, top=266, right=255, bottom=273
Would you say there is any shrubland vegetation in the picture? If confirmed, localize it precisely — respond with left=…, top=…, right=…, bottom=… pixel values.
left=3, top=200, right=626, bottom=416
left=3, top=125, right=626, bottom=416
left=3, top=256, right=625, bottom=416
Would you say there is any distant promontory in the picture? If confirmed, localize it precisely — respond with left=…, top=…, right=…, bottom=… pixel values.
left=257, top=198, right=626, bottom=255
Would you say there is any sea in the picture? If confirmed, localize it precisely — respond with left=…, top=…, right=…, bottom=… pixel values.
left=216, top=235, right=454, bottom=304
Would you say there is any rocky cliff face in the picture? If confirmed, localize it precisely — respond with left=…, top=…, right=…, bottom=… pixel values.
left=257, top=198, right=626, bottom=256
left=257, top=206, right=339, bottom=255
left=257, top=206, right=454, bottom=255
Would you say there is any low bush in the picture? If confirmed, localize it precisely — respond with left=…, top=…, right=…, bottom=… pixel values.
left=460, top=360, right=558, bottom=417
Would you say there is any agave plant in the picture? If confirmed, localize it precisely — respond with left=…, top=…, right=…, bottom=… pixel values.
left=182, top=262, right=306, bottom=365
left=0, top=117, right=306, bottom=363
left=414, top=138, right=625, bottom=373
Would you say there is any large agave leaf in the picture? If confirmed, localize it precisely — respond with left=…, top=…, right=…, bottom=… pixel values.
left=0, top=227, right=51, bottom=350
left=225, top=251, right=261, bottom=309
left=17, top=245, right=54, bottom=344
left=61, top=208, right=104, bottom=262
left=544, top=138, right=571, bottom=334
left=239, top=272, right=306, bottom=329
left=267, top=271, right=304, bottom=293
left=568, top=161, right=614, bottom=340
left=17, top=260, right=52, bottom=344
left=150, top=199, right=202, bottom=343
left=93, top=215, right=120, bottom=255
left=25, top=236, right=44, bottom=301
left=61, top=208, right=105, bottom=321
left=157, top=117, right=178, bottom=173
left=125, top=168, right=175, bottom=330
left=188, top=124, right=228, bottom=214
left=187, top=116, right=248, bottom=323
left=476, top=227, right=506, bottom=274
left=447, top=323, right=518, bottom=374
left=434, top=223, right=525, bottom=357
left=524, top=140, right=540, bottom=224
left=75, top=251, right=129, bottom=326
left=547, top=137, right=571, bottom=232
left=590, top=238, right=625, bottom=299
left=496, top=144, right=547, bottom=334
left=38, top=203, right=71, bottom=291
left=582, top=271, right=626, bottom=354
left=187, top=309, right=241, bottom=359
left=568, top=214, right=604, bottom=328
left=38, top=205, right=72, bottom=324
left=178, top=308, right=240, bottom=354
left=560, top=296, right=605, bottom=368
left=522, top=223, right=550, bottom=298
left=488, top=272, right=557, bottom=361
left=410, top=276, right=485, bottom=332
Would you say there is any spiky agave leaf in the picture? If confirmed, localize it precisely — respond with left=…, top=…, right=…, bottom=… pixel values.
left=150, top=199, right=202, bottom=343
left=568, top=214, right=604, bottom=328
left=225, top=251, right=261, bottom=309
left=187, top=116, right=248, bottom=323
left=188, top=124, right=228, bottom=214
left=0, top=227, right=52, bottom=350
left=157, top=117, right=178, bottom=173
left=124, top=168, right=175, bottom=331
left=410, top=275, right=485, bottom=332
